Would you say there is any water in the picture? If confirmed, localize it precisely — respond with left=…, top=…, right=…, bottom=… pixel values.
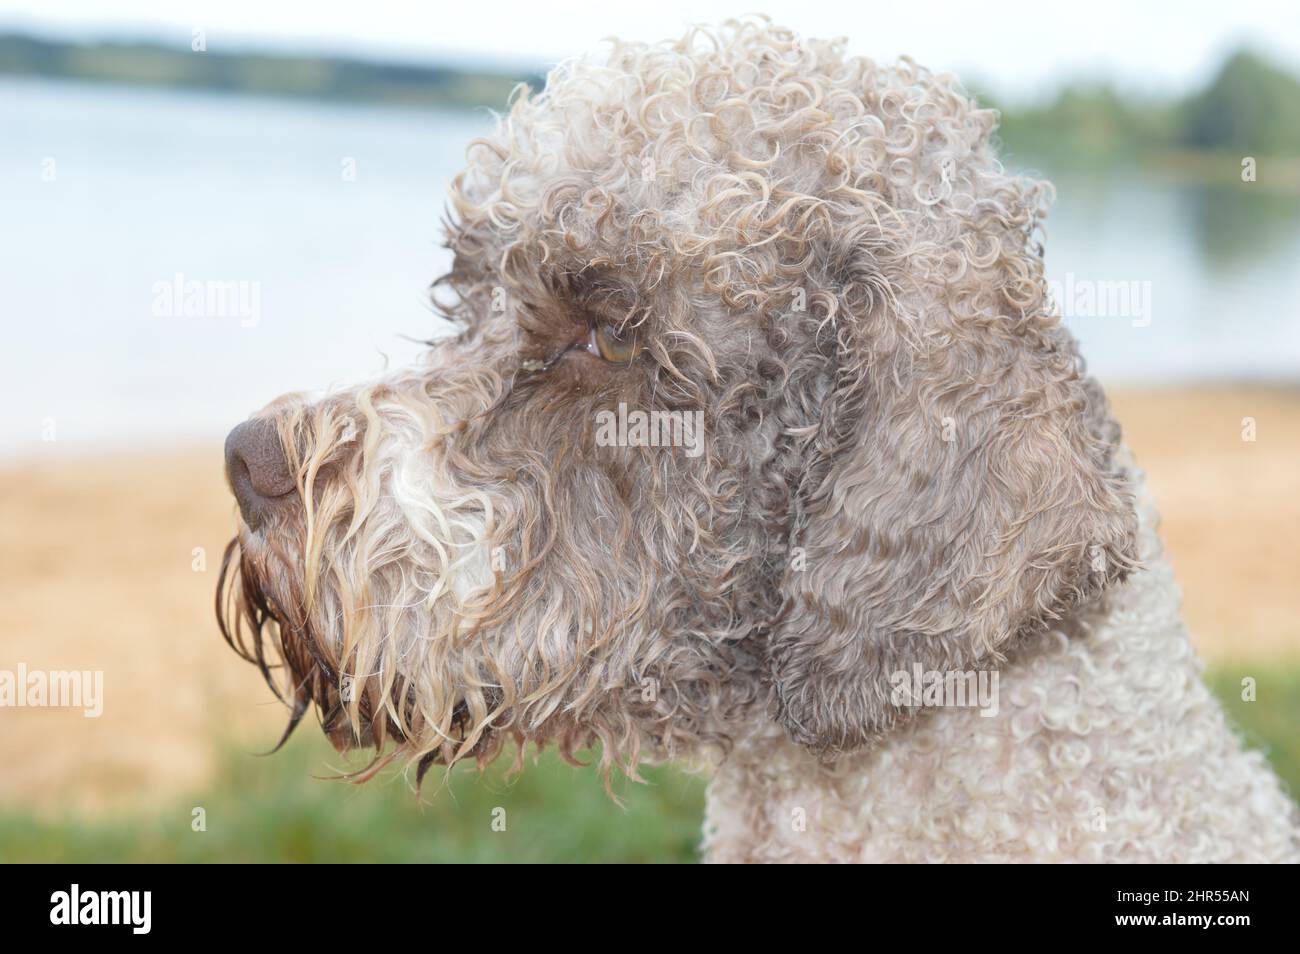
left=3, top=79, right=1299, bottom=459
left=1, top=78, right=487, bottom=459
left=1040, top=169, right=1300, bottom=386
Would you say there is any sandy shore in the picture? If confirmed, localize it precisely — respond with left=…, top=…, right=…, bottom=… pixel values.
left=0, top=448, right=284, bottom=813
left=1108, top=387, right=1300, bottom=662
left=2, top=386, right=1298, bottom=811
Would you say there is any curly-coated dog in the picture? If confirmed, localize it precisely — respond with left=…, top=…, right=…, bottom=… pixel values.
left=218, top=19, right=1300, bottom=862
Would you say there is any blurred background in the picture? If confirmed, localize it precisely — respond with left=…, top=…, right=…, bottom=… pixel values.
left=1, top=0, right=1297, bottom=862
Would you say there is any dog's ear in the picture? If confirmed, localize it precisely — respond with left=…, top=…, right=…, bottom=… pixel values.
left=768, top=205, right=1138, bottom=759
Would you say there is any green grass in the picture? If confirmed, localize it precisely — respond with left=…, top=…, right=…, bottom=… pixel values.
left=1206, top=664, right=1300, bottom=800
left=3, top=666, right=1296, bottom=863
left=0, top=738, right=707, bottom=863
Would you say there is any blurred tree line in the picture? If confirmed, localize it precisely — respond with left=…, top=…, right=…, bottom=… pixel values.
left=2, top=32, right=1297, bottom=162
left=0, top=33, right=543, bottom=110
left=991, top=50, right=1300, bottom=163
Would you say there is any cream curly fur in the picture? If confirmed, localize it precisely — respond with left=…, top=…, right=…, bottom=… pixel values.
left=219, top=18, right=1300, bottom=861
left=706, top=453, right=1300, bottom=862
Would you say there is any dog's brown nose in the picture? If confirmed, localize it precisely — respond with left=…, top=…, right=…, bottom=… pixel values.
left=225, top=419, right=296, bottom=529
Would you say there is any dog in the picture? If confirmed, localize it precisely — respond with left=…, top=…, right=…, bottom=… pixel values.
left=218, top=18, right=1300, bottom=862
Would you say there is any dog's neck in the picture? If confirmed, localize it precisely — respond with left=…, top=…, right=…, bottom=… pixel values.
left=699, top=455, right=1300, bottom=862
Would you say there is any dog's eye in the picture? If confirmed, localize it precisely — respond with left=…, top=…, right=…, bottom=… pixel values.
left=586, top=322, right=643, bottom=364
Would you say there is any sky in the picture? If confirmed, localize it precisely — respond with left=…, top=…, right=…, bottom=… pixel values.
left=2, top=1, right=1299, bottom=102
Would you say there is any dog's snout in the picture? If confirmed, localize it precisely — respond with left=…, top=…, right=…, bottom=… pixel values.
left=225, top=419, right=296, bottom=529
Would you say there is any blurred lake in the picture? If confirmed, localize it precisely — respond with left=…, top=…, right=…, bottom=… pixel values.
left=3, top=77, right=1299, bottom=459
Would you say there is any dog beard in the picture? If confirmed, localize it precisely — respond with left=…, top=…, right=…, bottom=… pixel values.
left=216, top=537, right=486, bottom=785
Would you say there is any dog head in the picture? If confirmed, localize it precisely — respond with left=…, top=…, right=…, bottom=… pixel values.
left=218, top=19, right=1136, bottom=780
